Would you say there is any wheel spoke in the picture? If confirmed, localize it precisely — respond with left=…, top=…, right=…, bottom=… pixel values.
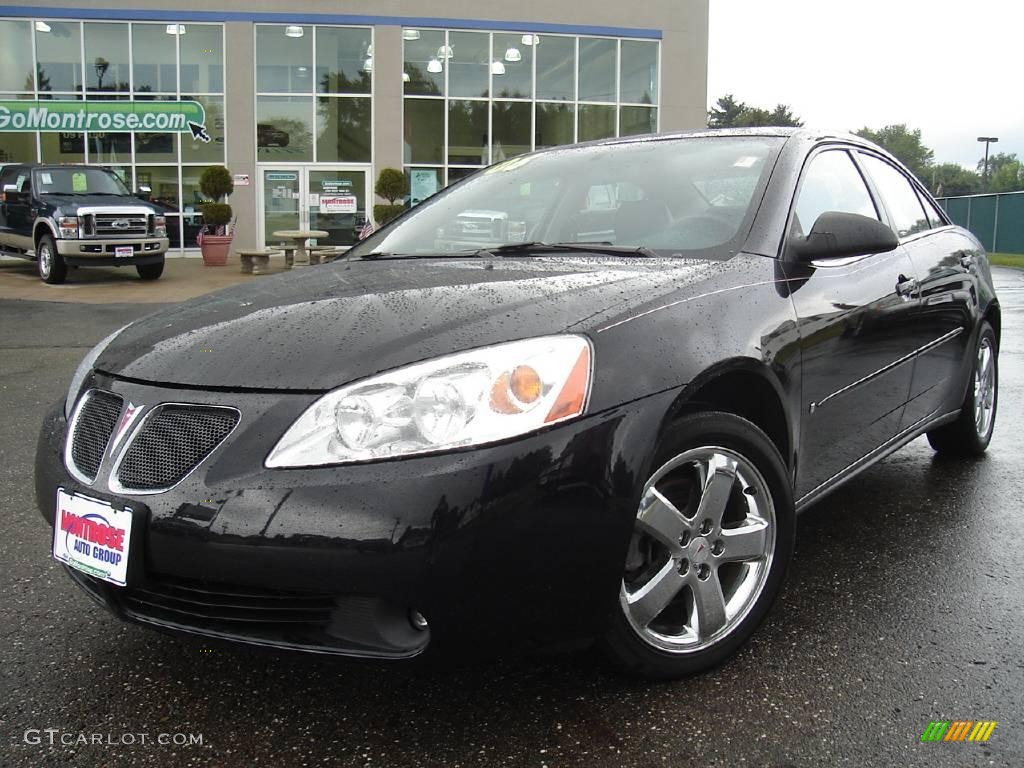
left=692, top=568, right=728, bottom=639
left=695, top=454, right=738, bottom=528
left=626, top=560, right=686, bottom=628
left=637, top=488, right=689, bottom=551
left=719, top=520, right=769, bottom=562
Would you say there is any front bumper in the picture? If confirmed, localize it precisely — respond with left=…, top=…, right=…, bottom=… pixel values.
left=36, top=374, right=676, bottom=660
left=57, top=237, right=168, bottom=263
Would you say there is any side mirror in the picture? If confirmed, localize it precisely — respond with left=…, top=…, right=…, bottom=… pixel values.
left=2, top=184, right=23, bottom=203
left=135, top=185, right=152, bottom=201
left=789, top=211, right=898, bottom=261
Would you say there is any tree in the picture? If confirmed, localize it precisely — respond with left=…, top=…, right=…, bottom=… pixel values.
left=373, top=167, right=408, bottom=226
left=929, top=163, right=981, bottom=197
left=976, top=152, right=1024, bottom=192
left=854, top=124, right=934, bottom=185
left=708, top=94, right=803, bottom=128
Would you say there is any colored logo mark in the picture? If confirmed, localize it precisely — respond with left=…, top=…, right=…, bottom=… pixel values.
left=921, top=720, right=997, bottom=742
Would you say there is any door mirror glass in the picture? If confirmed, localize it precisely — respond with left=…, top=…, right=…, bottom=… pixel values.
left=789, top=211, right=898, bottom=261
left=136, top=184, right=152, bottom=200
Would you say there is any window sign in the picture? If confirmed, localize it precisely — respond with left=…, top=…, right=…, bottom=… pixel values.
left=0, top=99, right=211, bottom=142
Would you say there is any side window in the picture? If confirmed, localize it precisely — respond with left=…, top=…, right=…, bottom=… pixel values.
left=918, top=191, right=947, bottom=230
left=793, top=150, right=877, bottom=237
left=858, top=154, right=930, bottom=238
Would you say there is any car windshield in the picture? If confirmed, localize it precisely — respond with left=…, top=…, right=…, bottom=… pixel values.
left=349, top=136, right=784, bottom=259
left=34, top=167, right=130, bottom=196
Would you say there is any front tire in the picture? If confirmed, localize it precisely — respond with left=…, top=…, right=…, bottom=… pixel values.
left=136, top=258, right=165, bottom=280
left=37, top=234, right=67, bottom=284
left=927, top=321, right=997, bottom=456
left=604, top=411, right=795, bottom=679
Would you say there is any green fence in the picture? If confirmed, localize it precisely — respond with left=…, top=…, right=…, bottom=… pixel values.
left=937, top=191, right=1024, bottom=254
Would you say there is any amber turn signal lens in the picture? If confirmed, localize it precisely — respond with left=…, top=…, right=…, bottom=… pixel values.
left=510, top=365, right=541, bottom=403
left=545, top=345, right=591, bottom=423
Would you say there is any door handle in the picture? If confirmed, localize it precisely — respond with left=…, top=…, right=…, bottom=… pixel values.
left=895, top=274, right=918, bottom=299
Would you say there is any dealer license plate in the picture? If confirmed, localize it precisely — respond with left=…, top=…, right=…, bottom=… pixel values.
left=52, top=489, right=133, bottom=586
left=114, top=246, right=134, bottom=258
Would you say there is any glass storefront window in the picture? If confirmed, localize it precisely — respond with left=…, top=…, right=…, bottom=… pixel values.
left=620, top=105, right=657, bottom=137
left=36, top=21, right=82, bottom=93
left=406, top=167, right=442, bottom=206
left=448, top=32, right=489, bottom=99
left=578, top=37, right=616, bottom=103
left=403, top=29, right=445, bottom=96
left=180, top=25, right=223, bottom=93
left=447, top=167, right=478, bottom=186
left=536, top=35, right=574, bottom=101
left=404, top=99, right=444, bottom=164
left=536, top=102, right=574, bottom=148
left=132, top=23, right=177, bottom=94
left=448, top=100, right=488, bottom=166
left=0, top=20, right=35, bottom=92
left=316, top=96, right=371, bottom=162
left=181, top=95, right=225, bottom=164
left=256, top=25, right=312, bottom=94
left=492, top=101, right=531, bottom=160
left=316, top=27, right=372, bottom=94
left=40, top=131, right=85, bottom=163
left=103, top=165, right=133, bottom=189
left=0, top=133, right=36, bottom=162
left=85, top=23, right=130, bottom=92
left=89, top=132, right=132, bottom=163
left=620, top=40, right=658, bottom=104
left=257, top=95, right=313, bottom=161
left=579, top=104, right=616, bottom=141
left=492, top=33, right=532, bottom=99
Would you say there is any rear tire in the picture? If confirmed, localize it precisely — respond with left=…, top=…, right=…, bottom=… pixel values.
left=926, top=321, right=997, bottom=456
left=37, top=233, right=67, bottom=284
left=136, top=258, right=164, bottom=280
left=604, top=411, right=795, bottom=679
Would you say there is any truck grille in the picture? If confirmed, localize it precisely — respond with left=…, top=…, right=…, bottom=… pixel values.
left=90, top=213, right=150, bottom=237
left=68, top=390, right=124, bottom=482
left=115, top=404, right=239, bottom=491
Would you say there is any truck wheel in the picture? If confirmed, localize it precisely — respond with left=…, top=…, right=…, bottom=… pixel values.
left=37, top=234, right=67, bottom=284
left=136, top=258, right=165, bottom=280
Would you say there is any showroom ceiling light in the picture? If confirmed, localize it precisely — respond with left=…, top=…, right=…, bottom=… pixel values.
left=402, top=29, right=421, bottom=41
left=521, top=34, right=539, bottom=46
left=426, top=57, right=443, bottom=73
left=284, top=25, right=304, bottom=38
left=165, top=24, right=186, bottom=35
left=35, top=21, right=51, bottom=33
left=504, top=47, right=521, bottom=62
left=490, top=60, right=506, bottom=75
left=437, top=44, right=454, bottom=60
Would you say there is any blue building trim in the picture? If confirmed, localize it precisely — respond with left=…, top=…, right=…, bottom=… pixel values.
left=0, top=5, right=663, bottom=38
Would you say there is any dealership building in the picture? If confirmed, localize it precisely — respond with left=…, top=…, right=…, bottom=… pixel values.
left=0, top=1, right=708, bottom=252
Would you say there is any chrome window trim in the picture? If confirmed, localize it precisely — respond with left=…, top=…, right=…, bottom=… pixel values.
left=108, top=402, right=241, bottom=496
left=63, top=388, right=123, bottom=486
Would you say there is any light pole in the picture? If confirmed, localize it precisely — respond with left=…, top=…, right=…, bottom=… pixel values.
left=977, top=136, right=999, bottom=190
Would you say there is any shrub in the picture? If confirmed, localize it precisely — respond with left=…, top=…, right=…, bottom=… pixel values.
left=199, top=166, right=234, bottom=235
left=374, top=167, right=407, bottom=205
left=373, top=203, right=405, bottom=226
left=201, top=202, right=233, bottom=229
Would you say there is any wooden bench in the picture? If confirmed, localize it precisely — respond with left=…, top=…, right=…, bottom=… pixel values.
left=237, top=248, right=282, bottom=276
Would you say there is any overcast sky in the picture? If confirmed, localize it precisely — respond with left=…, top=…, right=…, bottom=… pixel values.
left=708, top=0, right=1024, bottom=169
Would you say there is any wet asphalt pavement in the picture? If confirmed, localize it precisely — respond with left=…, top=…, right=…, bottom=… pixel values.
left=1, top=268, right=1022, bottom=768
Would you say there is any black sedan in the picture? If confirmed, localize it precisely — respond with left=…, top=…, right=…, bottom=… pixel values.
left=36, top=129, right=1000, bottom=679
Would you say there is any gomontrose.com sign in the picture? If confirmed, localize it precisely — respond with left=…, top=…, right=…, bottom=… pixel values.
left=0, top=100, right=210, bottom=142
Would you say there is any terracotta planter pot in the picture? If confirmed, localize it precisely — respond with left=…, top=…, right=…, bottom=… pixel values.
left=200, top=235, right=233, bottom=266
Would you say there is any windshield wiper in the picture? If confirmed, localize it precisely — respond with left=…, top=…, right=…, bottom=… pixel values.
left=485, top=241, right=656, bottom=258
left=354, top=250, right=490, bottom=261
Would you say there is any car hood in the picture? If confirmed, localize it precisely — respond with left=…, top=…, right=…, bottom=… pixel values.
left=96, top=256, right=722, bottom=391
left=43, top=194, right=157, bottom=213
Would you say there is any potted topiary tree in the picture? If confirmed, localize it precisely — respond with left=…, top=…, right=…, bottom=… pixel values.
left=372, top=167, right=408, bottom=227
left=197, top=165, right=234, bottom=266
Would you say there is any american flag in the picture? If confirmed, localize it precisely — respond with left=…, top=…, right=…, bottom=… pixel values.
left=357, top=219, right=376, bottom=241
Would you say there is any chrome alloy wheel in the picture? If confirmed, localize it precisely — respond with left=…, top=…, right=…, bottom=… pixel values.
left=974, top=337, right=996, bottom=439
left=38, top=240, right=53, bottom=278
left=620, top=447, right=776, bottom=653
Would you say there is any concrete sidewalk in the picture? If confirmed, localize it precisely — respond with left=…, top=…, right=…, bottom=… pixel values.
left=0, top=254, right=290, bottom=304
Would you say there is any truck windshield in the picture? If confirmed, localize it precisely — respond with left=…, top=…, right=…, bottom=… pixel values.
left=35, top=167, right=130, bottom=196
left=347, top=136, right=784, bottom=260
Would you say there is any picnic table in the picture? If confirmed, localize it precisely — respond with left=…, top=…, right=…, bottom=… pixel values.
left=271, top=229, right=329, bottom=268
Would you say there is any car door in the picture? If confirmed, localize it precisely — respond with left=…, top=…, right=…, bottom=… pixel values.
left=0, top=166, right=34, bottom=250
left=856, top=153, right=974, bottom=428
left=782, top=148, right=920, bottom=500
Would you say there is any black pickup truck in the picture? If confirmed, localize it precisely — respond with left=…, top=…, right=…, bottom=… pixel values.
left=0, top=164, right=169, bottom=283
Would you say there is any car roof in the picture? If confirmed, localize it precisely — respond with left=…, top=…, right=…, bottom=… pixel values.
left=585, top=126, right=882, bottom=151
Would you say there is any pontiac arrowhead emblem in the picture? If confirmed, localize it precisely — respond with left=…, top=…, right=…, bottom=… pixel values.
left=111, top=402, right=143, bottom=450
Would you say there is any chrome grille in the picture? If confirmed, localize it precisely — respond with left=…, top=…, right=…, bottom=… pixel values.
left=92, top=213, right=150, bottom=237
left=69, top=390, right=123, bottom=482
left=116, top=405, right=238, bottom=491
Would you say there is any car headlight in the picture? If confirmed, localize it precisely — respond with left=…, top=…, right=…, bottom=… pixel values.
left=58, top=216, right=79, bottom=238
left=64, top=324, right=132, bottom=419
left=153, top=215, right=167, bottom=238
left=266, top=335, right=592, bottom=467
